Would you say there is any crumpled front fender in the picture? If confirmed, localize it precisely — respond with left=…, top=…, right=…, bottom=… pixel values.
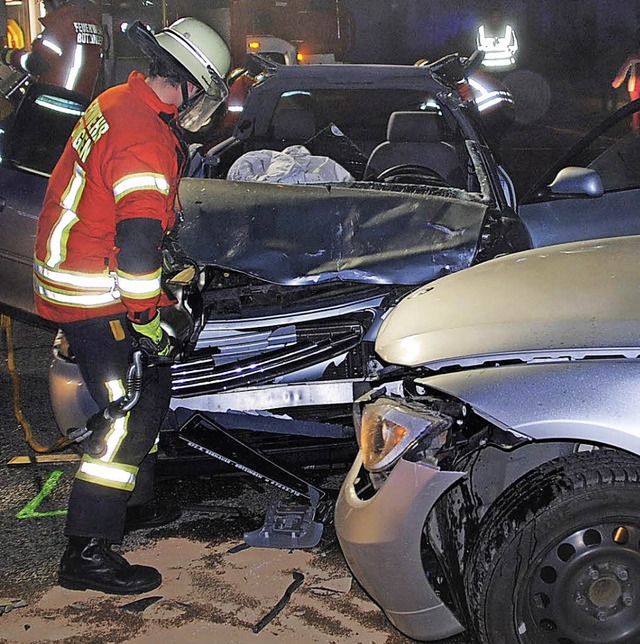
left=335, top=453, right=466, bottom=641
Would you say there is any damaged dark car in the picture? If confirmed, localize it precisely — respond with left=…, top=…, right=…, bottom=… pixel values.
left=2, top=55, right=640, bottom=483
left=0, top=55, right=528, bottom=447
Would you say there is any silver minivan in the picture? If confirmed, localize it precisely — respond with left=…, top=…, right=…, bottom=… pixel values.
left=336, top=234, right=640, bottom=644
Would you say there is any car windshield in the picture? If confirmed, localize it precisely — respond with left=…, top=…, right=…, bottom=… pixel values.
left=262, top=86, right=467, bottom=185
left=269, top=88, right=437, bottom=146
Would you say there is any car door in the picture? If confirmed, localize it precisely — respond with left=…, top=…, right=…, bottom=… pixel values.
left=517, top=99, right=640, bottom=249
left=0, top=82, right=86, bottom=318
left=0, top=167, right=47, bottom=317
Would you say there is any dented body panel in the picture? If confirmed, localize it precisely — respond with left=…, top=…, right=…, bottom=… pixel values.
left=179, top=179, right=488, bottom=286
left=336, top=234, right=640, bottom=641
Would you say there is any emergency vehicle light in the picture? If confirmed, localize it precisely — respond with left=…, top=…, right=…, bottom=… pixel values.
left=248, top=41, right=261, bottom=50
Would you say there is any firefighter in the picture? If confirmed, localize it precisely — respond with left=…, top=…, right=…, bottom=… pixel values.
left=476, top=9, right=518, bottom=72
left=200, top=56, right=263, bottom=152
left=33, top=17, right=230, bottom=594
left=612, top=32, right=640, bottom=130
left=1, top=0, right=103, bottom=101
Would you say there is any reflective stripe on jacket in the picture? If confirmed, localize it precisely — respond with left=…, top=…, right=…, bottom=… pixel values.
left=34, top=71, right=184, bottom=324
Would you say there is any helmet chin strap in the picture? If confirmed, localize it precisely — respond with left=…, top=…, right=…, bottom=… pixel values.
left=178, top=80, right=191, bottom=112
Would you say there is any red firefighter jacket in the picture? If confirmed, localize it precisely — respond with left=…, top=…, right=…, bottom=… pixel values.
left=612, top=52, right=640, bottom=94
left=5, top=0, right=103, bottom=101
left=34, top=71, right=185, bottom=324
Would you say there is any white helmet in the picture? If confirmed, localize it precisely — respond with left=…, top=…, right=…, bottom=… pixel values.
left=129, top=18, right=231, bottom=131
left=155, top=18, right=230, bottom=98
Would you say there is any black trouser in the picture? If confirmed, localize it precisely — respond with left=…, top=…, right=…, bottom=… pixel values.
left=60, top=312, right=172, bottom=543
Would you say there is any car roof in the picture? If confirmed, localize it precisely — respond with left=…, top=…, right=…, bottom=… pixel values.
left=247, top=62, right=451, bottom=100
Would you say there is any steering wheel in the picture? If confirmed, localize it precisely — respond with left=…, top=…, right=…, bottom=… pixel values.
left=376, top=164, right=450, bottom=187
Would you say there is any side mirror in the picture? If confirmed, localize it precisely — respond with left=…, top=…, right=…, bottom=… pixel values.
left=546, top=166, right=604, bottom=198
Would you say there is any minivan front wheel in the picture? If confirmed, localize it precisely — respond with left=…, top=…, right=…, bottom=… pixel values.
left=465, top=451, right=640, bottom=644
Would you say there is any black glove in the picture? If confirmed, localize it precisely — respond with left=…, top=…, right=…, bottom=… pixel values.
left=161, top=226, right=193, bottom=277
left=2, top=48, right=49, bottom=75
left=127, top=313, right=180, bottom=363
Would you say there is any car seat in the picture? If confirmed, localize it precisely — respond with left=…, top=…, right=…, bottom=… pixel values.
left=364, top=111, right=465, bottom=187
left=270, top=107, right=317, bottom=147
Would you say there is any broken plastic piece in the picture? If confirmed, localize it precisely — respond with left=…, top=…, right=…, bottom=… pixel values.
left=309, top=576, right=352, bottom=595
left=0, top=598, right=28, bottom=616
left=120, top=596, right=162, bottom=613
left=244, top=487, right=323, bottom=549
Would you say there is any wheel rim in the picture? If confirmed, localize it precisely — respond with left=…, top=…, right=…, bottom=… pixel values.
left=520, top=521, right=640, bottom=644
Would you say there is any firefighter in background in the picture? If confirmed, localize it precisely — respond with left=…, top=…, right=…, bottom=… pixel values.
left=2, top=0, right=102, bottom=101
left=612, top=31, right=640, bottom=130
left=414, top=57, right=515, bottom=148
left=223, top=64, right=258, bottom=132
left=203, top=56, right=264, bottom=149
left=476, top=9, right=518, bottom=72
left=33, top=17, right=230, bottom=595
left=196, top=53, right=281, bottom=157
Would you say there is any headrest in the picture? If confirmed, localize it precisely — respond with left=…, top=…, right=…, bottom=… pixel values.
left=387, top=111, right=443, bottom=143
left=271, top=108, right=316, bottom=141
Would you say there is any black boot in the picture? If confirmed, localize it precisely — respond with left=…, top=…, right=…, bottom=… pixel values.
left=58, top=537, right=162, bottom=595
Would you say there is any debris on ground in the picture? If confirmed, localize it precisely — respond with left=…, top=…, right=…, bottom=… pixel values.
left=309, top=576, right=352, bottom=596
left=0, top=598, right=28, bottom=616
left=252, top=571, right=305, bottom=633
left=120, top=595, right=162, bottom=613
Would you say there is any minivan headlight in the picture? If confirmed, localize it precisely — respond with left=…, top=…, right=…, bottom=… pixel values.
left=358, top=397, right=449, bottom=472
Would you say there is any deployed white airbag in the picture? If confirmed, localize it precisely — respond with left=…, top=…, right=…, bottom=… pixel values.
left=227, top=145, right=353, bottom=184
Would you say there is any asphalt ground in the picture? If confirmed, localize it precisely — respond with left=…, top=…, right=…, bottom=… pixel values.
left=0, top=75, right=618, bottom=643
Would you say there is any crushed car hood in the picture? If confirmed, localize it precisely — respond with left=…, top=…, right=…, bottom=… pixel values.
left=179, top=178, right=488, bottom=286
left=376, top=235, right=640, bottom=369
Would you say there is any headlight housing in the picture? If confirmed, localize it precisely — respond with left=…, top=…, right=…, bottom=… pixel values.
left=358, top=396, right=451, bottom=472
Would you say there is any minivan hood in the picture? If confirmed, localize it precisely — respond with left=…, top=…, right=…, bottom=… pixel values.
left=376, top=235, right=640, bottom=369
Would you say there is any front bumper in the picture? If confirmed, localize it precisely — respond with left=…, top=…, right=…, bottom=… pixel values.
left=334, top=452, right=466, bottom=642
left=49, top=333, right=98, bottom=433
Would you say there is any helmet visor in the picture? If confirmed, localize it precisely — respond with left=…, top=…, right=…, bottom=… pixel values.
left=179, top=85, right=227, bottom=132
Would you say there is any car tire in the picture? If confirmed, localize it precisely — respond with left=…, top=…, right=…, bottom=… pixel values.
left=465, top=450, right=640, bottom=644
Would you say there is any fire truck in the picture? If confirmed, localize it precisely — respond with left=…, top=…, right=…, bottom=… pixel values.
left=245, top=35, right=299, bottom=65
left=228, top=0, right=354, bottom=66
left=101, top=0, right=353, bottom=88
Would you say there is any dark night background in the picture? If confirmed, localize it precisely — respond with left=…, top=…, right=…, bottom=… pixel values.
left=344, top=0, right=639, bottom=73
left=110, top=0, right=640, bottom=87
